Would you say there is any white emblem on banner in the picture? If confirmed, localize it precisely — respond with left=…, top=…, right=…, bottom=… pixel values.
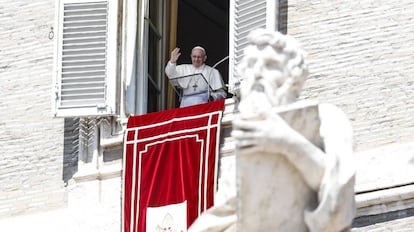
left=147, top=201, right=187, bottom=232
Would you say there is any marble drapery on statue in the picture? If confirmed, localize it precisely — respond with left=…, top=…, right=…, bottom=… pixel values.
left=188, top=29, right=356, bottom=232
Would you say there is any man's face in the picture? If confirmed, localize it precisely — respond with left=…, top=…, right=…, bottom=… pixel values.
left=191, top=49, right=206, bottom=68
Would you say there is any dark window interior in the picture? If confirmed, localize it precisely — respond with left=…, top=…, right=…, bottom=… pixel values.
left=177, top=0, right=229, bottom=85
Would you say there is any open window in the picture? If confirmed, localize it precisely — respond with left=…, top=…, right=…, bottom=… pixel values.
left=164, top=0, right=229, bottom=109
left=171, top=0, right=278, bottom=98
left=53, top=0, right=119, bottom=117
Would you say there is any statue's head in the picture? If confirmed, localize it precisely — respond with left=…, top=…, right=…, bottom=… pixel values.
left=237, top=29, right=308, bottom=115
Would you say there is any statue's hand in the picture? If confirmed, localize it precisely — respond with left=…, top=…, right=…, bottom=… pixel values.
left=232, top=112, right=296, bottom=155
left=233, top=110, right=328, bottom=191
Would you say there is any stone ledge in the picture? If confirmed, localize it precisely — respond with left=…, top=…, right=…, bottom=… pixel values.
left=354, top=142, right=414, bottom=217
left=353, top=207, right=414, bottom=228
left=356, top=184, right=414, bottom=217
left=72, top=164, right=122, bottom=183
left=355, top=142, right=414, bottom=193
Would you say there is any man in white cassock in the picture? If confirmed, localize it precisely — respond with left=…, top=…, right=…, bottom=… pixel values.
left=165, top=46, right=226, bottom=107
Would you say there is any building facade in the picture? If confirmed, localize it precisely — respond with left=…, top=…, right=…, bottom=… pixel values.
left=0, top=0, right=413, bottom=229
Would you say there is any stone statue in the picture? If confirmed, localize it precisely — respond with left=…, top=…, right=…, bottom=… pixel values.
left=188, top=29, right=356, bottom=232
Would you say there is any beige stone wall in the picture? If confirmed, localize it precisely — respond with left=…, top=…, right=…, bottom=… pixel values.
left=0, top=0, right=66, bottom=218
left=287, top=1, right=414, bottom=151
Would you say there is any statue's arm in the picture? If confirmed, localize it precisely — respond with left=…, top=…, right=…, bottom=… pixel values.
left=233, top=104, right=356, bottom=231
left=232, top=112, right=326, bottom=191
left=305, top=103, right=356, bottom=232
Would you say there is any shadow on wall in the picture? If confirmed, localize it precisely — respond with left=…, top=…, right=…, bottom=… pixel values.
left=62, top=118, right=79, bottom=184
left=279, top=0, right=288, bottom=34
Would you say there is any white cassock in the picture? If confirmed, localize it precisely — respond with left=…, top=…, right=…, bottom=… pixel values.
left=165, top=62, right=226, bottom=107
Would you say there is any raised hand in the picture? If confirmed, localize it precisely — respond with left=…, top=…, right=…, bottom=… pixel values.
left=170, top=47, right=181, bottom=63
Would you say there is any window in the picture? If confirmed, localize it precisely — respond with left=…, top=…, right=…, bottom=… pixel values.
left=53, top=0, right=119, bottom=117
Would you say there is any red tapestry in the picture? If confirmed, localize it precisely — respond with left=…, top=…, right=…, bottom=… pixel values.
left=123, top=100, right=225, bottom=232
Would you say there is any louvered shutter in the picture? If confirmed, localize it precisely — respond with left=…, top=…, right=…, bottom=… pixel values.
left=228, top=0, right=277, bottom=93
left=53, top=0, right=118, bottom=117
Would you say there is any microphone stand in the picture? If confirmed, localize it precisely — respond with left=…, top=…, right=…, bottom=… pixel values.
left=206, top=56, right=229, bottom=102
left=212, top=56, right=229, bottom=69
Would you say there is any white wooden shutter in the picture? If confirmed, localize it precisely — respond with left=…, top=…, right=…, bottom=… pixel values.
left=53, top=0, right=118, bottom=117
left=228, top=0, right=277, bottom=93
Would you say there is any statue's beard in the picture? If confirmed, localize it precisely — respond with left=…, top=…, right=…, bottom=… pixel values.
left=238, top=78, right=298, bottom=119
left=238, top=82, right=274, bottom=119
